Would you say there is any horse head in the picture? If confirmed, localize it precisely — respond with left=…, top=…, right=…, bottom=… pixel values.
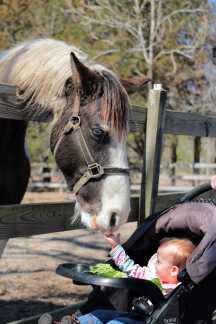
left=50, top=53, right=131, bottom=233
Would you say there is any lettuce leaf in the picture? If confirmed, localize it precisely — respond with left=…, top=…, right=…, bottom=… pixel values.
left=89, top=263, right=127, bottom=278
left=151, top=277, right=164, bottom=292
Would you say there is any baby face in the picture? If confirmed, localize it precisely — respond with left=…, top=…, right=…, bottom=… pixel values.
left=155, top=245, right=179, bottom=283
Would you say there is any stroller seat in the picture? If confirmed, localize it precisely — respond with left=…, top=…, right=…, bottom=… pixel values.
left=57, top=183, right=216, bottom=324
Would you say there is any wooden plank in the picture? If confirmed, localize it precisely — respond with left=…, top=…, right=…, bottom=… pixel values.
left=129, top=105, right=147, bottom=132
left=129, top=106, right=216, bottom=138
left=129, top=192, right=185, bottom=222
left=1, top=83, right=216, bottom=137
left=28, top=182, right=67, bottom=189
left=0, top=83, right=52, bottom=122
left=169, top=162, right=216, bottom=169
left=165, top=110, right=216, bottom=137
left=0, top=239, right=7, bottom=257
left=175, top=175, right=212, bottom=181
left=144, top=85, right=167, bottom=219
left=0, top=83, right=17, bottom=97
left=3, top=189, right=216, bottom=238
left=0, top=201, right=83, bottom=239
left=0, top=193, right=186, bottom=239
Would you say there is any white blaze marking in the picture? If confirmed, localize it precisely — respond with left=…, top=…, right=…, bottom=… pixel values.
left=96, top=139, right=130, bottom=230
left=76, top=138, right=130, bottom=231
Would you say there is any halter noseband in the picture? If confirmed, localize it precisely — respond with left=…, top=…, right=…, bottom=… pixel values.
left=53, top=89, right=129, bottom=194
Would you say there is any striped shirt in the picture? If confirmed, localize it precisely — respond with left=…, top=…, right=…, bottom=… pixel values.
left=109, top=244, right=178, bottom=295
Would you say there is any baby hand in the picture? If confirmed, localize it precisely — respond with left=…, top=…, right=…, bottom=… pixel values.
left=211, top=175, right=216, bottom=190
left=104, top=233, right=121, bottom=249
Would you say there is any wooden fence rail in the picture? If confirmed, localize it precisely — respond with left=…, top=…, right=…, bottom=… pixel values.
left=159, top=162, right=216, bottom=188
left=0, top=192, right=186, bottom=240
left=2, top=83, right=216, bottom=136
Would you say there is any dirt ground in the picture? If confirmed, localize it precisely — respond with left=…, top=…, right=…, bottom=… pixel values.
left=0, top=192, right=137, bottom=324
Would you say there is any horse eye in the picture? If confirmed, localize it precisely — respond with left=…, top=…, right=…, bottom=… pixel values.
left=92, top=128, right=105, bottom=137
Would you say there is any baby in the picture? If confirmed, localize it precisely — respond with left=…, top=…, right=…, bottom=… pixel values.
left=68, top=237, right=195, bottom=324
left=105, top=234, right=195, bottom=294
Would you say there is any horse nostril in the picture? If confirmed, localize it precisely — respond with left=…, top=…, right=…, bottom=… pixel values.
left=110, top=212, right=117, bottom=228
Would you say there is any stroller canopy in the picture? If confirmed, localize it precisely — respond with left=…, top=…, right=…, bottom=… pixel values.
left=155, top=201, right=216, bottom=284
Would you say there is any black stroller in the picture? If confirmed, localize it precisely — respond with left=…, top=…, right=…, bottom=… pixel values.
left=57, top=183, right=216, bottom=324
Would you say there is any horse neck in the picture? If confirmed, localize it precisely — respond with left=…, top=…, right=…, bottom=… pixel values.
left=0, top=119, right=27, bottom=157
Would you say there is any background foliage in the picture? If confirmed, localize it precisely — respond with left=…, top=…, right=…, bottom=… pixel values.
left=0, top=0, right=215, bottom=165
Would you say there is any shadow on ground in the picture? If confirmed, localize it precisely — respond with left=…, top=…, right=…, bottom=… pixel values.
left=0, top=294, right=87, bottom=323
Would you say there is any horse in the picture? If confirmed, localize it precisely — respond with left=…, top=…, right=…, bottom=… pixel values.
left=0, top=38, right=131, bottom=240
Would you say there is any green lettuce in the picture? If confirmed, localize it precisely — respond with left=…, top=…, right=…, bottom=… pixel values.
left=151, top=277, right=164, bottom=293
left=89, top=263, right=127, bottom=278
left=89, top=264, right=163, bottom=294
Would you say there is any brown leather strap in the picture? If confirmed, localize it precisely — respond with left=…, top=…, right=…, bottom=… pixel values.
left=73, top=165, right=129, bottom=194
left=73, top=171, right=94, bottom=194
left=103, top=167, right=129, bottom=175
left=53, top=91, right=81, bottom=158
left=53, top=89, right=129, bottom=195
left=74, top=127, right=95, bottom=165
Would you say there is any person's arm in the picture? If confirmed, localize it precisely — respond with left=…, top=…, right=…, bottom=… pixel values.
left=105, top=234, right=152, bottom=279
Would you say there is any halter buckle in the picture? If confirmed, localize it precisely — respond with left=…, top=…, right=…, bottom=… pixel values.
left=71, top=116, right=80, bottom=129
left=63, top=116, right=81, bottom=134
left=87, top=163, right=104, bottom=178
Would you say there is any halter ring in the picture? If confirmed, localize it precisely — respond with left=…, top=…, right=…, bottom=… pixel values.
left=63, top=116, right=81, bottom=135
left=87, top=163, right=104, bottom=178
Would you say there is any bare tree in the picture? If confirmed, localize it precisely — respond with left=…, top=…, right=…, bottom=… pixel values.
left=65, top=0, right=209, bottom=84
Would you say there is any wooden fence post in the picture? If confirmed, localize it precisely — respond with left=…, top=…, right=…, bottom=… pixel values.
left=139, top=84, right=167, bottom=223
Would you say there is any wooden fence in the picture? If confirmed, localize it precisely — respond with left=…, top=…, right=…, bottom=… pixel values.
left=27, top=163, right=67, bottom=192
left=1, top=82, right=216, bottom=235
left=159, top=162, right=216, bottom=188
left=1, top=82, right=216, bottom=322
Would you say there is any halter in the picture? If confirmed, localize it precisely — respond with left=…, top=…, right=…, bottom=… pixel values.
left=53, top=89, right=129, bottom=194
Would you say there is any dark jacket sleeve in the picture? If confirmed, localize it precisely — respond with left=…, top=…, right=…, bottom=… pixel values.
left=155, top=202, right=216, bottom=284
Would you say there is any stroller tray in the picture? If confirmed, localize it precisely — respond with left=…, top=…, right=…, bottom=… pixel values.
left=56, top=263, right=164, bottom=300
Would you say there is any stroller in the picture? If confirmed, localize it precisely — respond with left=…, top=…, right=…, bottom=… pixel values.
left=57, top=183, right=216, bottom=324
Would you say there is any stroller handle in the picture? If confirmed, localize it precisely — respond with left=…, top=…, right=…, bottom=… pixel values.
left=178, top=182, right=212, bottom=204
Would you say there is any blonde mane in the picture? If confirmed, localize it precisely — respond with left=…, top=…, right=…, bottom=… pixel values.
left=0, top=38, right=129, bottom=135
left=0, top=39, right=103, bottom=120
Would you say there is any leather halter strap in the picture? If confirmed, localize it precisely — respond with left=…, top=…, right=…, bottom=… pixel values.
left=53, top=89, right=129, bottom=195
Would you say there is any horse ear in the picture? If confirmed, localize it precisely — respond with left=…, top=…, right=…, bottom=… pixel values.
left=70, top=52, right=99, bottom=89
left=120, top=76, right=151, bottom=94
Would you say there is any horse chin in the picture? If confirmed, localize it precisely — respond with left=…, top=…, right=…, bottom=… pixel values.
left=79, top=206, right=128, bottom=233
left=74, top=188, right=130, bottom=232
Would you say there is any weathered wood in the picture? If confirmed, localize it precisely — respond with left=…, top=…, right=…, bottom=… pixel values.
left=129, top=108, right=216, bottom=137
left=0, top=239, right=7, bottom=256
left=0, top=83, right=52, bottom=122
left=0, top=201, right=83, bottom=239
left=0, top=83, right=17, bottom=98
left=1, top=84, right=216, bottom=137
left=144, top=85, right=167, bottom=219
left=129, top=192, right=183, bottom=223
left=0, top=193, right=186, bottom=239
left=129, top=105, right=147, bottom=132
left=164, top=110, right=216, bottom=137
left=168, top=162, right=216, bottom=169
